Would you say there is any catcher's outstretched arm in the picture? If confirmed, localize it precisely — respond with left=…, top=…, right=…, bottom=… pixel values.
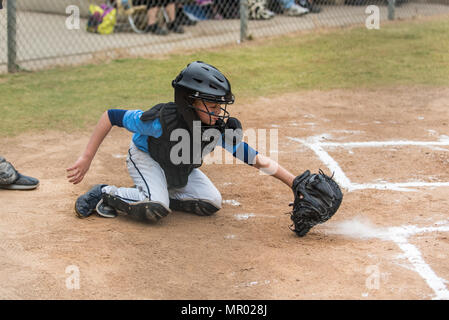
left=66, top=111, right=112, bottom=184
left=253, top=154, right=295, bottom=188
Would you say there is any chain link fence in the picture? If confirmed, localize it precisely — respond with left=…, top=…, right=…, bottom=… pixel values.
left=1, top=0, right=449, bottom=73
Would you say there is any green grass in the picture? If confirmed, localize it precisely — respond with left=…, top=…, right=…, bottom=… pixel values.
left=1, top=17, right=449, bottom=137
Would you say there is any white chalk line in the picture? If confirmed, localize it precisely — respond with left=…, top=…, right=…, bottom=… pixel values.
left=387, top=224, right=449, bottom=300
left=222, top=200, right=241, bottom=206
left=320, top=138, right=449, bottom=148
left=287, top=135, right=449, bottom=192
left=288, top=136, right=353, bottom=190
left=328, top=219, right=449, bottom=300
left=290, top=134, right=449, bottom=299
left=233, top=213, right=277, bottom=220
left=349, top=182, right=449, bottom=192
left=112, top=154, right=127, bottom=159
left=392, top=236, right=449, bottom=300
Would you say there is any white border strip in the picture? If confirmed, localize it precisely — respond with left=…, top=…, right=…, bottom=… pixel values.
left=288, top=136, right=353, bottom=189
left=391, top=235, right=449, bottom=300
left=321, top=139, right=449, bottom=148
left=330, top=220, right=449, bottom=300
left=387, top=225, right=449, bottom=300
left=288, top=135, right=449, bottom=192
left=291, top=134, right=449, bottom=298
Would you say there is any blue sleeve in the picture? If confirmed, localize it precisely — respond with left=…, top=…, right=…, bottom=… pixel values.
left=120, top=110, right=162, bottom=138
left=234, top=142, right=259, bottom=165
left=108, top=109, right=127, bottom=127
left=220, top=136, right=258, bottom=165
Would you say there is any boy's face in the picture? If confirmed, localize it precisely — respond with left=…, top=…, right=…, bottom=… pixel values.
left=193, top=99, right=223, bottom=125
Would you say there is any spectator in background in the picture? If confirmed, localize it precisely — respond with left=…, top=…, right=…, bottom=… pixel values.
left=214, top=0, right=240, bottom=19
left=175, top=2, right=198, bottom=26
left=180, top=0, right=227, bottom=21
left=277, top=0, right=309, bottom=16
left=201, top=0, right=225, bottom=20
left=214, top=0, right=274, bottom=20
left=135, top=0, right=184, bottom=35
left=297, top=0, right=321, bottom=13
left=248, top=0, right=275, bottom=20
left=193, top=0, right=224, bottom=20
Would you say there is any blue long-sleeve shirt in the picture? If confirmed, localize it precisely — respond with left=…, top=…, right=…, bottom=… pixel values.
left=108, top=109, right=258, bottom=165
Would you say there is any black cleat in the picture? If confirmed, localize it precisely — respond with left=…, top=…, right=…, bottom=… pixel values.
left=96, top=198, right=118, bottom=218
left=167, top=21, right=184, bottom=34
left=144, top=23, right=169, bottom=35
left=75, top=184, right=105, bottom=218
left=103, top=193, right=169, bottom=222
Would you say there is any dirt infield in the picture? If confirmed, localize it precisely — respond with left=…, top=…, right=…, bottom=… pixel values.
left=1, top=86, right=449, bottom=299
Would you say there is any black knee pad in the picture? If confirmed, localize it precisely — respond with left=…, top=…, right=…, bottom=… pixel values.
left=103, top=194, right=169, bottom=222
left=169, top=199, right=220, bottom=216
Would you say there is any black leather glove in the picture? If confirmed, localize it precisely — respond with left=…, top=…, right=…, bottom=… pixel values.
left=223, top=117, right=243, bottom=147
left=290, top=169, right=343, bottom=237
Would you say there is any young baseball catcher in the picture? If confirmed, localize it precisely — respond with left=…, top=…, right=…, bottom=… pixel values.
left=67, top=61, right=342, bottom=236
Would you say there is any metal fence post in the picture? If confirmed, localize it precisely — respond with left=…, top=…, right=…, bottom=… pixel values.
left=388, top=0, right=396, bottom=20
left=7, top=0, right=17, bottom=73
left=240, top=0, right=248, bottom=43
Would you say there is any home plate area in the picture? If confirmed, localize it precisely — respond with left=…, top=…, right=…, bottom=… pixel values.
left=288, top=133, right=449, bottom=299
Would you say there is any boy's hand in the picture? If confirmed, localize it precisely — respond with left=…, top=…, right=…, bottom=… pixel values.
left=66, top=156, right=92, bottom=184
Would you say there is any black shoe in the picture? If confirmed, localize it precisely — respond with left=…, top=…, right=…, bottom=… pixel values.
left=0, top=173, right=39, bottom=190
left=181, top=16, right=197, bottom=26
left=169, top=198, right=219, bottom=216
left=178, top=11, right=197, bottom=26
left=144, top=23, right=168, bottom=35
left=298, top=0, right=321, bottom=13
left=167, top=21, right=184, bottom=34
left=96, top=198, right=118, bottom=218
left=308, top=4, right=321, bottom=13
left=102, top=193, right=170, bottom=222
left=75, top=184, right=106, bottom=218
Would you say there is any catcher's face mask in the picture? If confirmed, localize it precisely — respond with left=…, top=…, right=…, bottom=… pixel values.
left=192, top=99, right=229, bottom=126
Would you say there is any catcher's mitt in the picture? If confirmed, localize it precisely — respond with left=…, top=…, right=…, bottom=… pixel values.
left=290, top=169, right=343, bottom=237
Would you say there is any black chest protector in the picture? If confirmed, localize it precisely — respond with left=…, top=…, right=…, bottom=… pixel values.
left=141, top=103, right=220, bottom=189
